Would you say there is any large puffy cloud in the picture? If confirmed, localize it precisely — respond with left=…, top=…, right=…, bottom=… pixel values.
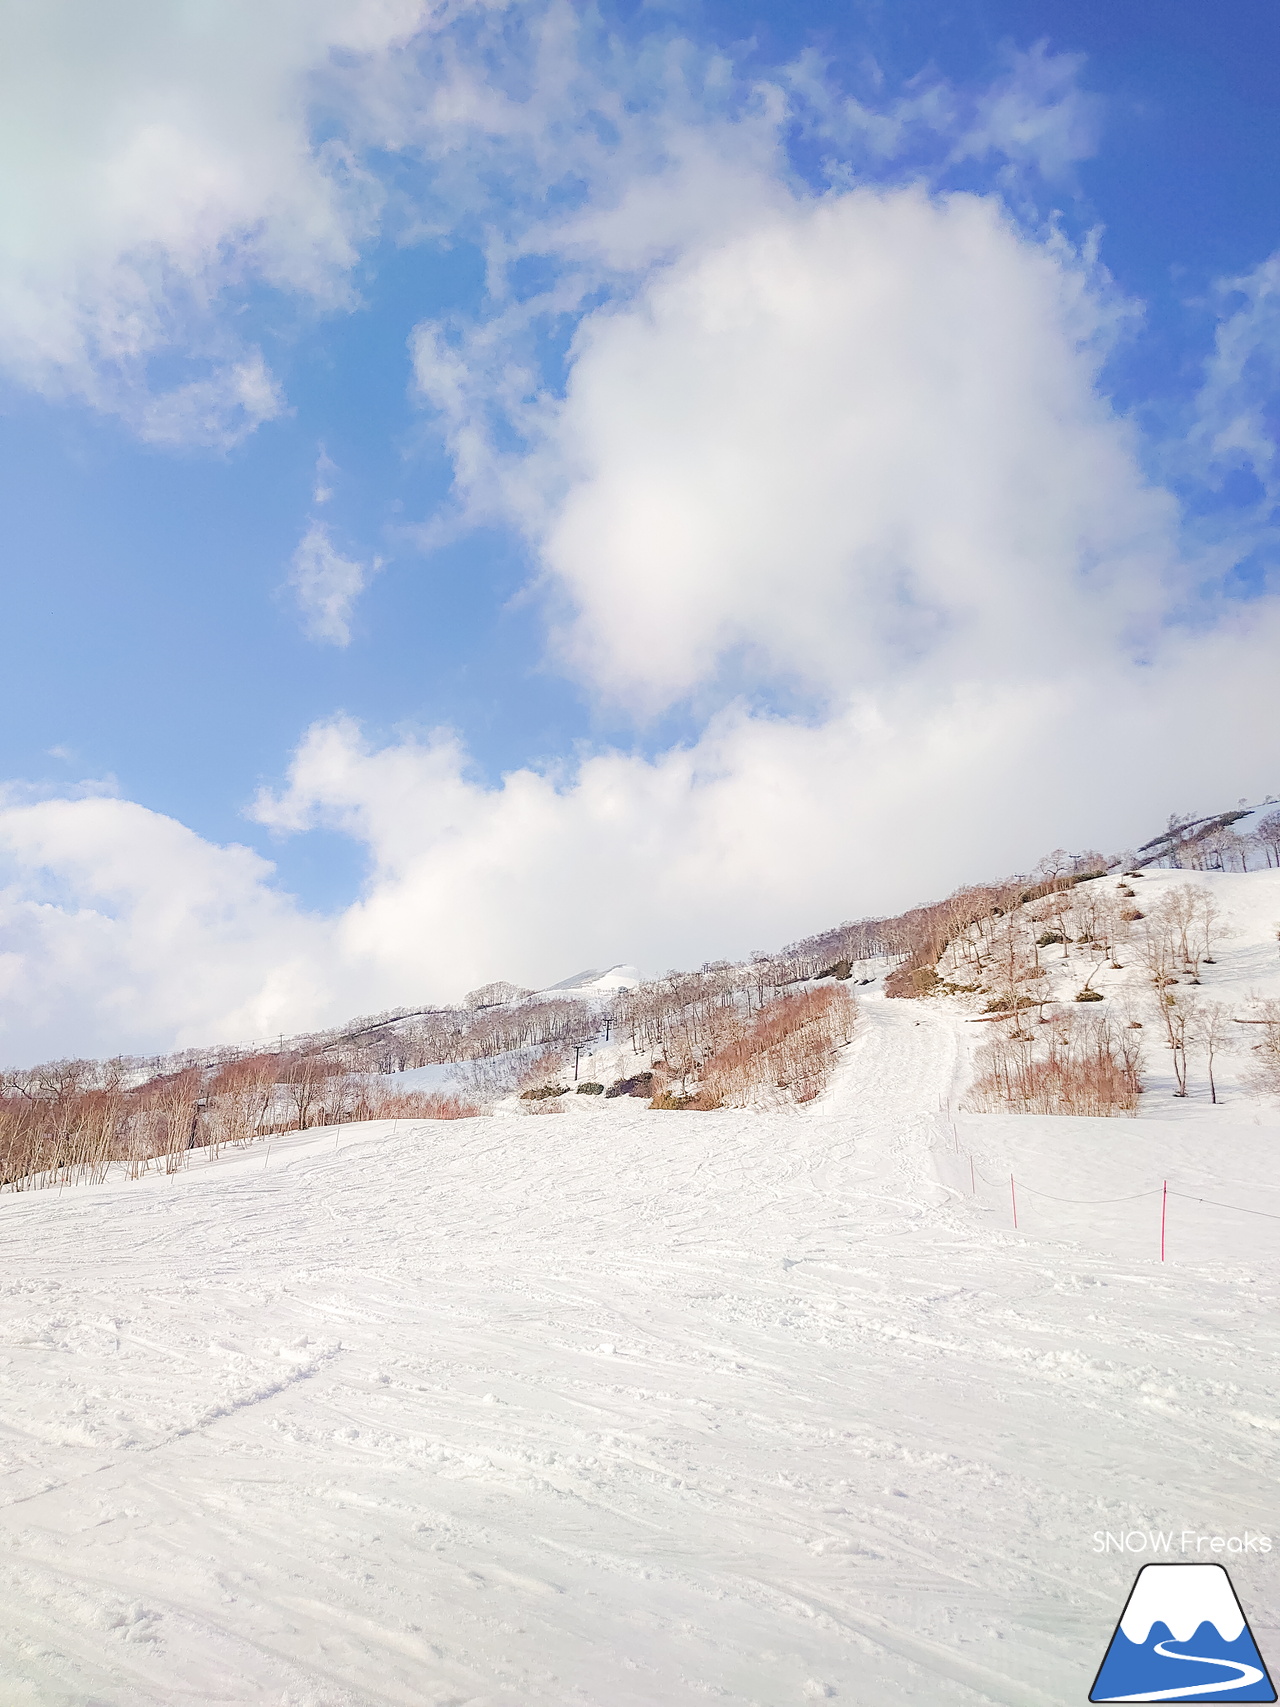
left=251, top=606, right=1280, bottom=1001
left=8, top=584, right=1280, bottom=1065
left=532, top=186, right=1176, bottom=713
left=0, top=793, right=332, bottom=1061
left=0, top=0, right=428, bottom=437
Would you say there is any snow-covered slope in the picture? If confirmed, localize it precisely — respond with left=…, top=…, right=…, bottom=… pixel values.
left=939, top=865, right=1280, bottom=1111
left=538, top=963, right=643, bottom=998
left=2, top=878, right=1279, bottom=1705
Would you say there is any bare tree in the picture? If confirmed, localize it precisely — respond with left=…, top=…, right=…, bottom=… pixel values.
left=1241, top=998, right=1280, bottom=1096
left=964, top=1005, right=1143, bottom=1116
left=1149, top=885, right=1224, bottom=984
left=1162, top=988, right=1194, bottom=1098
left=1192, top=999, right=1230, bottom=1105
left=464, top=980, right=532, bottom=1010
left=278, top=1053, right=336, bottom=1131
left=1133, top=913, right=1191, bottom=1096
left=206, top=1054, right=279, bottom=1147
left=1254, top=811, right=1280, bottom=869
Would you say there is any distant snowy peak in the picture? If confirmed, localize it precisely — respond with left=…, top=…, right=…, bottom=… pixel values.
left=1119, top=1564, right=1245, bottom=1645
left=540, top=964, right=642, bottom=999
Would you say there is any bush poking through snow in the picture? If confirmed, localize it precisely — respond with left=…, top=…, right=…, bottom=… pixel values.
left=700, top=985, right=856, bottom=1108
left=815, top=958, right=853, bottom=980
left=650, top=1090, right=722, bottom=1110
left=0, top=1065, right=483, bottom=1192
left=370, top=1091, right=482, bottom=1119
left=885, top=966, right=940, bottom=998
left=964, top=1009, right=1143, bottom=1116
left=607, top=1073, right=654, bottom=1099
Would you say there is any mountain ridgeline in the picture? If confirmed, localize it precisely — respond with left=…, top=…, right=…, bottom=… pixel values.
left=2, top=801, right=1277, bottom=1189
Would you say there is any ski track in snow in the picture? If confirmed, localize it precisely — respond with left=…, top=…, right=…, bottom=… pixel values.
left=2, top=963, right=1279, bottom=1702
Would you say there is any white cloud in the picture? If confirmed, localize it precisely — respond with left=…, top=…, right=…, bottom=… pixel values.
left=136, top=350, right=286, bottom=450
left=252, top=602, right=1280, bottom=1003
left=241, top=172, right=1280, bottom=1041
left=9, top=591, right=1280, bottom=1063
left=288, top=521, right=379, bottom=646
left=954, top=42, right=1102, bottom=181
left=0, top=794, right=332, bottom=1061
left=1191, top=252, right=1280, bottom=506
left=782, top=48, right=957, bottom=164
left=313, top=448, right=339, bottom=506
left=0, top=4, right=1107, bottom=450
left=458, top=185, right=1172, bottom=716
left=0, top=0, right=429, bottom=434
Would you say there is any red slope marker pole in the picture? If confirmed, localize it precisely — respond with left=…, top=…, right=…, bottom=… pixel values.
left=1161, top=1179, right=1167, bottom=1263
left=1010, top=1173, right=1018, bottom=1230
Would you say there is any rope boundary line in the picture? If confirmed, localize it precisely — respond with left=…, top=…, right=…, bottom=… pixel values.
left=968, top=1162, right=1280, bottom=1221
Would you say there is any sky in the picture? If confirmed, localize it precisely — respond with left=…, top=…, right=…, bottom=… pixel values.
left=2, top=0, right=1279, bottom=1062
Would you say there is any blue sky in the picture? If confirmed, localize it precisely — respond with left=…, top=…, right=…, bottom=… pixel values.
left=1, top=0, right=1278, bottom=1059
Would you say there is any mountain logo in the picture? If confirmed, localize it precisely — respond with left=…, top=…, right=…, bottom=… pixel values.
left=1090, top=1563, right=1276, bottom=1701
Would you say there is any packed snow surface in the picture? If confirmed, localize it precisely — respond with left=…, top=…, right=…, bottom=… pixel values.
left=3, top=870, right=1280, bottom=1704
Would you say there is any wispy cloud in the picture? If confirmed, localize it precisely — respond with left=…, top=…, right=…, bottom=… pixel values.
left=288, top=521, right=380, bottom=647
left=953, top=42, right=1102, bottom=181
left=136, top=350, right=285, bottom=450
left=312, top=447, right=338, bottom=506
left=1192, top=253, right=1280, bottom=506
